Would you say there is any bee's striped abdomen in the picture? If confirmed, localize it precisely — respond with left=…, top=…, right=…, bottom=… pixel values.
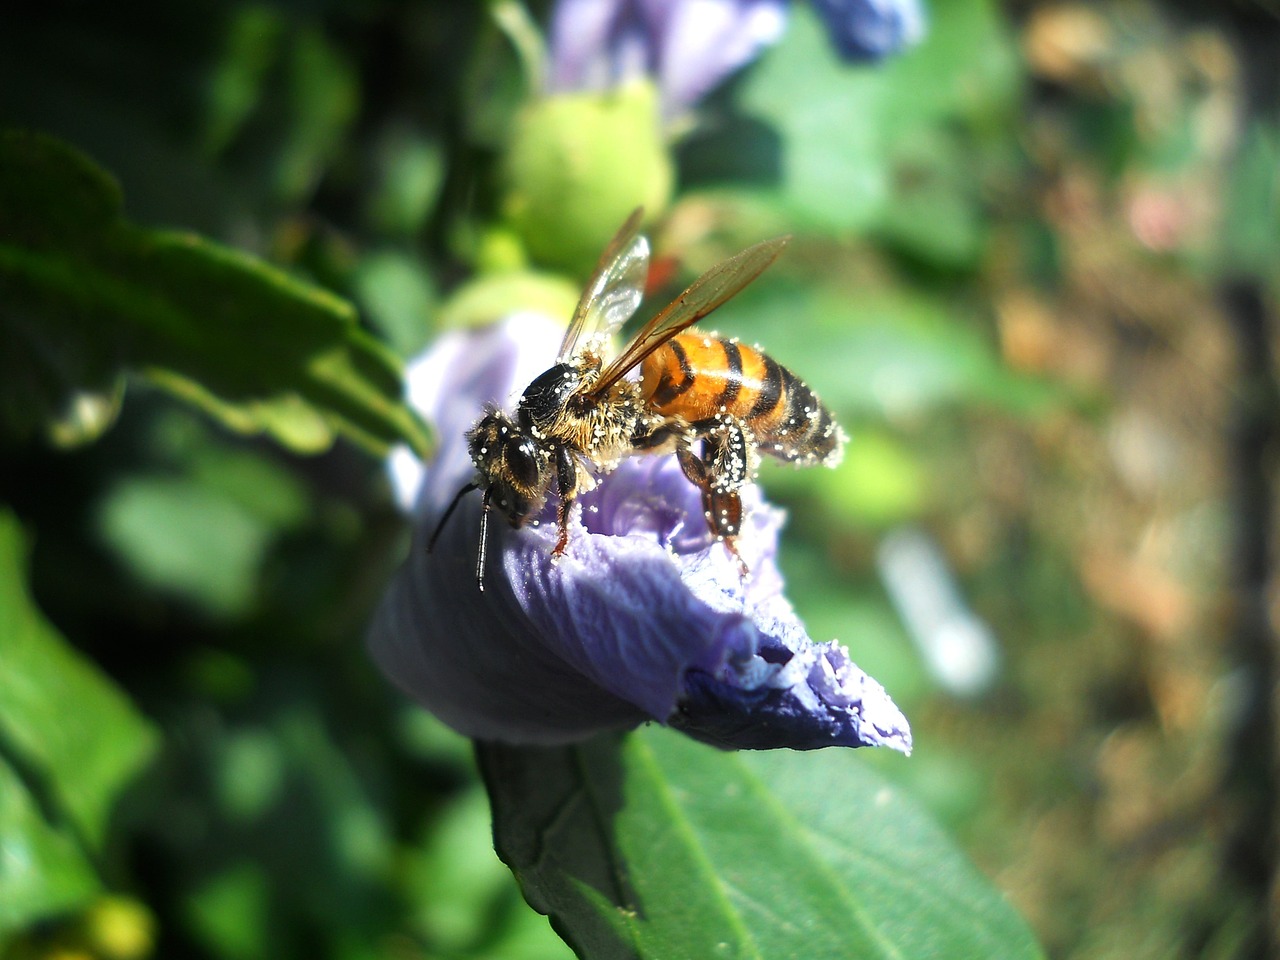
left=639, top=333, right=843, bottom=466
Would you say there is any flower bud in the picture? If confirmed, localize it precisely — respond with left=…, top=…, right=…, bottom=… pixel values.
left=502, top=82, right=673, bottom=273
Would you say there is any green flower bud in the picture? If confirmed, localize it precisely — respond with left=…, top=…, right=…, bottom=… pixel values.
left=502, top=81, right=673, bottom=274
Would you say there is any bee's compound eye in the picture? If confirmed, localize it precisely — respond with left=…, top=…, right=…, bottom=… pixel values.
left=505, top=438, right=541, bottom=488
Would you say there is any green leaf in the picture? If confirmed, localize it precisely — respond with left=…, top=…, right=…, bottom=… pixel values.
left=872, top=130, right=987, bottom=270
left=0, top=130, right=430, bottom=457
left=184, top=862, right=273, bottom=960
left=479, top=726, right=1044, bottom=960
left=202, top=6, right=286, bottom=157
left=276, top=28, right=359, bottom=203
left=365, top=129, right=446, bottom=239
left=733, top=0, right=1018, bottom=235
left=724, top=282, right=1060, bottom=420
left=735, top=10, right=888, bottom=233
left=0, top=755, right=100, bottom=934
left=170, top=700, right=396, bottom=958
left=352, top=250, right=438, bottom=358
left=0, top=510, right=158, bottom=848
left=98, top=477, right=275, bottom=618
left=874, top=0, right=1020, bottom=133
left=0, top=509, right=158, bottom=930
left=403, top=785, right=573, bottom=958
left=1219, top=124, right=1280, bottom=279
left=96, top=412, right=312, bottom=616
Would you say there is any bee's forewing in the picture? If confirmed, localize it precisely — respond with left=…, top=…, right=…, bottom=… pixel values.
left=591, top=235, right=790, bottom=397
left=558, top=208, right=650, bottom=362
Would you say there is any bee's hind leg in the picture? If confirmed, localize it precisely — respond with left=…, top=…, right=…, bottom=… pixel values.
left=675, top=417, right=753, bottom=576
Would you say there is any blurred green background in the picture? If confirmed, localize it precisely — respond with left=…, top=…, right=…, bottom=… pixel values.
left=1, top=1, right=1277, bottom=957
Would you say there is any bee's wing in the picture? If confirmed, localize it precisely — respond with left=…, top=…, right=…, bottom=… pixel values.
left=589, top=235, right=790, bottom=398
left=558, top=208, right=651, bottom=363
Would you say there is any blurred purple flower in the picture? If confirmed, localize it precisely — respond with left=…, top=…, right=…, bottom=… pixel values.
left=808, top=0, right=925, bottom=61
left=546, top=0, right=926, bottom=121
left=373, top=316, right=911, bottom=752
left=548, top=0, right=788, bottom=121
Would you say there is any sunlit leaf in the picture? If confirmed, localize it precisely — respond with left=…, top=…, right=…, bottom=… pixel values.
left=92, top=408, right=313, bottom=616
left=403, top=786, right=573, bottom=958
left=0, top=509, right=158, bottom=931
left=480, top=726, right=1044, bottom=960
left=723, top=280, right=1058, bottom=420
left=733, top=0, right=1018, bottom=235
left=0, top=131, right=430, bottom=457
left=0, top=755, right=100, bottom=934
left=98, top=477, right=276, bottom=617
left=352, top=250, right=438, bottom=358
left=366, top=129, right=446, bottom=238
left=0, top=510, right=158, bottom=849
left=735, top=9, right=888, bottom=233
left=872, top=130, right=988, bottom=270
left=876, top=0, right=1020, bottom=132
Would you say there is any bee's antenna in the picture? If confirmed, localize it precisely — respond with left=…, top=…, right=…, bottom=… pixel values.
left=476, top=490, right=492, bottom=592
left=426, top=481, right=480, bottom=553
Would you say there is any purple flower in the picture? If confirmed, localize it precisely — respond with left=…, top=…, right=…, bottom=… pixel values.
left=548, top=0, right=788, bottom=122
left=809, top=0, right=926, bottom=61
left=545, top=0, right=926, bottom=122
left=371, top=315, right=911, bottom=752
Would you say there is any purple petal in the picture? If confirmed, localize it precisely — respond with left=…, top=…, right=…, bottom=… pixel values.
left=674, top=634, right=915, bottom=750
left=372, top=496, right=650, bottom=742
left=656, top=0, right=787, bottom=120
left=808, top=0, right=927, bottom=62
left=370, top=317, right=911, bottom=752
left=545, top=0, right=788, bottom=121
left=547, top=0, right=650, bottom=94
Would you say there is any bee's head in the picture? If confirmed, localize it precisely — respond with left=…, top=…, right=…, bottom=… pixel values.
left=466, top=409, right=548, bottom=525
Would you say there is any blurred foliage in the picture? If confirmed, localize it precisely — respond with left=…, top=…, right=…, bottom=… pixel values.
left=1, top=0, right=1278, bottom=958
left=0, top=132, right=429, bottom=457
left=0, top=511, right=157, bottom=930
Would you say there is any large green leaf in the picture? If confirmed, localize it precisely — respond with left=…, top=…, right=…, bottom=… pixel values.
left=0, top=509, right=158, bottom=931
left=0, top=130, right=430, bottom=456
left=479, top=726, right=1044, bottom=960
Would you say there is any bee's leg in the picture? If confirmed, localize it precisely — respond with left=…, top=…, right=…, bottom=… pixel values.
left=677, top=417, right=753, bottom=575
left=699, top=416, right=753, bottom=540
left=631, top=418, right=683, bottom=451
left=552, top=443, right=578, bottom=557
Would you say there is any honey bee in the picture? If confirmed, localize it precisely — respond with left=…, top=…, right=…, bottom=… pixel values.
left=429, top=209, right=845, bottom=590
